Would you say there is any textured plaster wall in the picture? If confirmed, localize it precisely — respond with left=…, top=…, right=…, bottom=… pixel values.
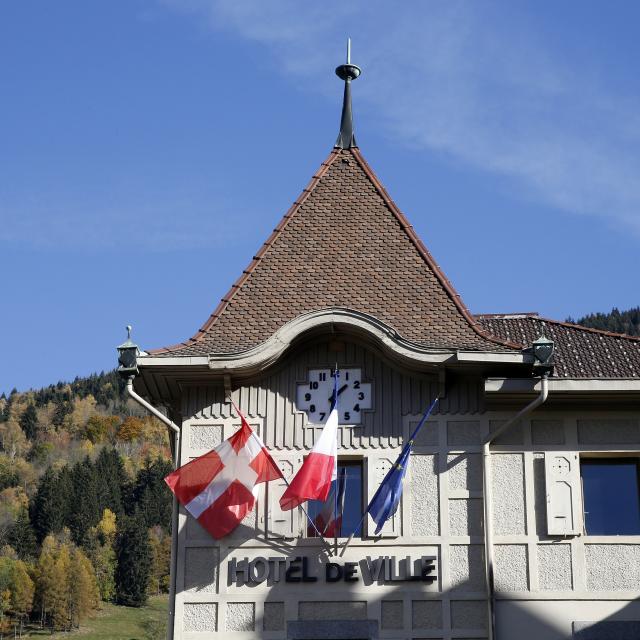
left=450, top=600, right=486, bottom=629
left=449, top=545, right=485, bottom=592
left=183, top=602, right=217, bottom=633
left=585, top=545, right=640, bottom=591
left=447, top=453, right=482, bottom=491
left=494, top=545, right=528, bottom=592
left=263, top=601, right=284, bottom=631
left=184, top=547, right=218, bottom=593
left=412, top=600, right=442, bottom=629
left=449, top=498, right=483, bottom=536
left=381, top=600, right=403, bottom=630
left=538, top=544, right=572, bottom=591
left=577, top=418, right=639, bottom=444
left=410, top=454, right=439, bottom=536
left=447, top=421, right=481, bottom=446
left=226, top=602, right=255, bottom=632
left=298, top=601, right=367, bottom=620
left=491, top=453, right=526, bottom=535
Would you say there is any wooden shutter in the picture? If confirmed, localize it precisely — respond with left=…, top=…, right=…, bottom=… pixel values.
left=366, top=456, right=400, bottom=538
left=544, top=451, right=581, bottom=536
left=266, top=457, right=300, bottom=539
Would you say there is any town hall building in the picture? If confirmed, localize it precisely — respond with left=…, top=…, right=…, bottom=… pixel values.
left=118, top=50, right=640, bottom=640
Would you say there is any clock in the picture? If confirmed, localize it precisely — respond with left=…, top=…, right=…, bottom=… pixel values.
left=296, top=368, right=372, bottom=425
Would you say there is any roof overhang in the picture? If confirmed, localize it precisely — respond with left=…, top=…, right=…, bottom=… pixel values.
left=138, top=308, right=528, bottom=378
left=486, top=377, right=640, bottom=406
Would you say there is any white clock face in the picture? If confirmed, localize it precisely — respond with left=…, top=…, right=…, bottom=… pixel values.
left=296, top=368, right=372, bottom=425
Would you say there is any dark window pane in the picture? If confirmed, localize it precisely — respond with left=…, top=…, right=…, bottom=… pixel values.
left=581, top=459, right=640, bottom=535
left=307, top=461, right=363, bottom=538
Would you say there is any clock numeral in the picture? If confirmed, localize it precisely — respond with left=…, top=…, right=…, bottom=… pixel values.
left=319, top=372, right=327, bottom=382
left=320, top=412, right=326, bottom=420
left=310, top=381, right=319, bottom=390
left=353, top=404, right=360, bottom=412
left=310, top=404, right=316, bottom=413
left=345, top=371, right=350, bottom=380
left=344, top=411, right=351, bottom=421
left=358, top=392, right=365, bottom=400
left=353, top=381, right=361, bottom=389
left=305, top=393, right=312, bottom=402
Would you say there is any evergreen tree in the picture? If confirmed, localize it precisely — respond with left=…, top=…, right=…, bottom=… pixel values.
left=8, top=508, right=37, bottom=560
left=94, top=448, right=126, bottom=516
left=69, top=458, right=100, bottom=546
left=29, top=468, right=65, bottom=543
left=130, top=457, right=173, bottom=530
left=115, top=514, right=151, bottom=607
left=18, top=404, right=38, bottom=440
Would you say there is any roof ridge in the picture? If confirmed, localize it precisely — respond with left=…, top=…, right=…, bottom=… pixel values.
left=350, top=149, right=521, bottom=351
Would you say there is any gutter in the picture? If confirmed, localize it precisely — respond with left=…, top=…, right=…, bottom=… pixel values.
left=482, top=375, right=549, bottom=640
left=125, top=378, right=181, bottom=640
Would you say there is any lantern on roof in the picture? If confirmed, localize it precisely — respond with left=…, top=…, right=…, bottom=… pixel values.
left=117, top=325, right=140, bottom=378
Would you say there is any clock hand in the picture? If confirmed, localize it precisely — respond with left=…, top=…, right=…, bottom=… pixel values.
left=328, top=384, right=349, bottom=404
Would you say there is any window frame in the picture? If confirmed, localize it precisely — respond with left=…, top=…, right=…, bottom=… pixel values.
left=580, top=454, right=640, bottom=537
left=305, top=457, right=364, bottom=540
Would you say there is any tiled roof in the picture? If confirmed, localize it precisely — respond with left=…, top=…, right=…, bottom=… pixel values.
left=477, top=314, right=640, bottom=378
left=150, top=148, right=519, bottom=357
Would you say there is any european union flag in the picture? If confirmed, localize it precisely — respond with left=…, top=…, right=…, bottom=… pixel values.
left=366, top=397, right=439, bottom=534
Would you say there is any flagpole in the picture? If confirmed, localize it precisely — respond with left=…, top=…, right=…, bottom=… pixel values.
left=334, top=364, right=339, bottom=557
left=339, top=396, right=440, bottom=556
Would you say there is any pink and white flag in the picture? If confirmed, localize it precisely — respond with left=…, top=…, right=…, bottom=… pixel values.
left=280, top=374, right=339, bottom=511
left=165, top=407, right=282, bottom=539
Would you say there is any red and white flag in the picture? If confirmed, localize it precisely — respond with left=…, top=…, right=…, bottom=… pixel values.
left=165, top=407, right=282, bottom=539
left=308, top=466, right=347, bottom=538
left=280, top=374, right=339, bottom=511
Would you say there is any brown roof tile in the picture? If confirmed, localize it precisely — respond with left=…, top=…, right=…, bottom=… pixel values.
left=150, top=148, right=519, bottom=357
left=477, top=314, right=640, bottom=378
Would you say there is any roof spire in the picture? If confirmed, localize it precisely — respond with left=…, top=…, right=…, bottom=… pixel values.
left=335, top=38, right=361, bottom=149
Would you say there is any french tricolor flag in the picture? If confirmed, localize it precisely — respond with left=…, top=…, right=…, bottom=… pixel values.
left=280, top=372, right=340, bottom=511
left=165, top=406, right=282, bottom=539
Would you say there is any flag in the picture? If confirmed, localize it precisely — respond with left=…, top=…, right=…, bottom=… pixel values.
left=366, top=397, right=439, bottom=535
left=280, top=372, right=339, bottom=510
left=165, top=407, right=282, bottom=539
left=308, top=466, right=347, bottom=537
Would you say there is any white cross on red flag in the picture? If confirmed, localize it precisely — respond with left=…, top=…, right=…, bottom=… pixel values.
left=165, top=406, right=282, bottom=539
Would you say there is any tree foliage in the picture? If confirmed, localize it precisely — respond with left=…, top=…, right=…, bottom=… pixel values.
left=568, top=306, right=640, bottom=337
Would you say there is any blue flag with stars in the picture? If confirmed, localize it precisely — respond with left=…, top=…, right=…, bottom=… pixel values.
left=366, top=397, right=439, bottom=534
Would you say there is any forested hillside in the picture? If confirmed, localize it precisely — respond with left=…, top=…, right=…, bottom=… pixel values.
left=0, top=372, right=172, bottom=634
left=568, top=306, right=640, bottom=336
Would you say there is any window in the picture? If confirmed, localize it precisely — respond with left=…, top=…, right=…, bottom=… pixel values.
left=581, top=458, right=640, bottom=535
left=307, top=460, right=363, bottom=538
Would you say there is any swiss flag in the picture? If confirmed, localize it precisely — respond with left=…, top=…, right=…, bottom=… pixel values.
left=165, top=407, right=282, bottom=539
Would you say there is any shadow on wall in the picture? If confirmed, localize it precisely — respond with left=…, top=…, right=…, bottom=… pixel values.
left=179, top=518, right=573, bottom=640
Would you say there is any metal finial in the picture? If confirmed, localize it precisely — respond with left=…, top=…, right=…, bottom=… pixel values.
left=126, top=325, right=132, bottom=340
left=335, top=38, right=361, bottom=149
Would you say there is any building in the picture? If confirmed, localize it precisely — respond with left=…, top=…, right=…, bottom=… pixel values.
left=118, top=51, right=640, bottom=640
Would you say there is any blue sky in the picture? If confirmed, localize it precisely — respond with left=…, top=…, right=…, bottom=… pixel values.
left=1, top=1, right=639, bottom=393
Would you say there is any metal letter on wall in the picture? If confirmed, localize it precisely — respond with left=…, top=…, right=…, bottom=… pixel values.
left=544, top=451, right=581, bottom=535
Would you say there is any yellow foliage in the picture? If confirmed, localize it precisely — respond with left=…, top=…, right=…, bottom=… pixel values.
left=97, top=509, right=117, bottom=544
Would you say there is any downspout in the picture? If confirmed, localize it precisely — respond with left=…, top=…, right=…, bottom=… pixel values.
left=125, top=378, right=180, bottom=640
left=482, top=374, right=549, bottom=640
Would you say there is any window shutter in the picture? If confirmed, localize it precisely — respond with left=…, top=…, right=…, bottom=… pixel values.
left=544, top=451, right=581, bottom=535
left=366, top=457, right=400, bottom=538
left=266, top=457, right=299, bottom=539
